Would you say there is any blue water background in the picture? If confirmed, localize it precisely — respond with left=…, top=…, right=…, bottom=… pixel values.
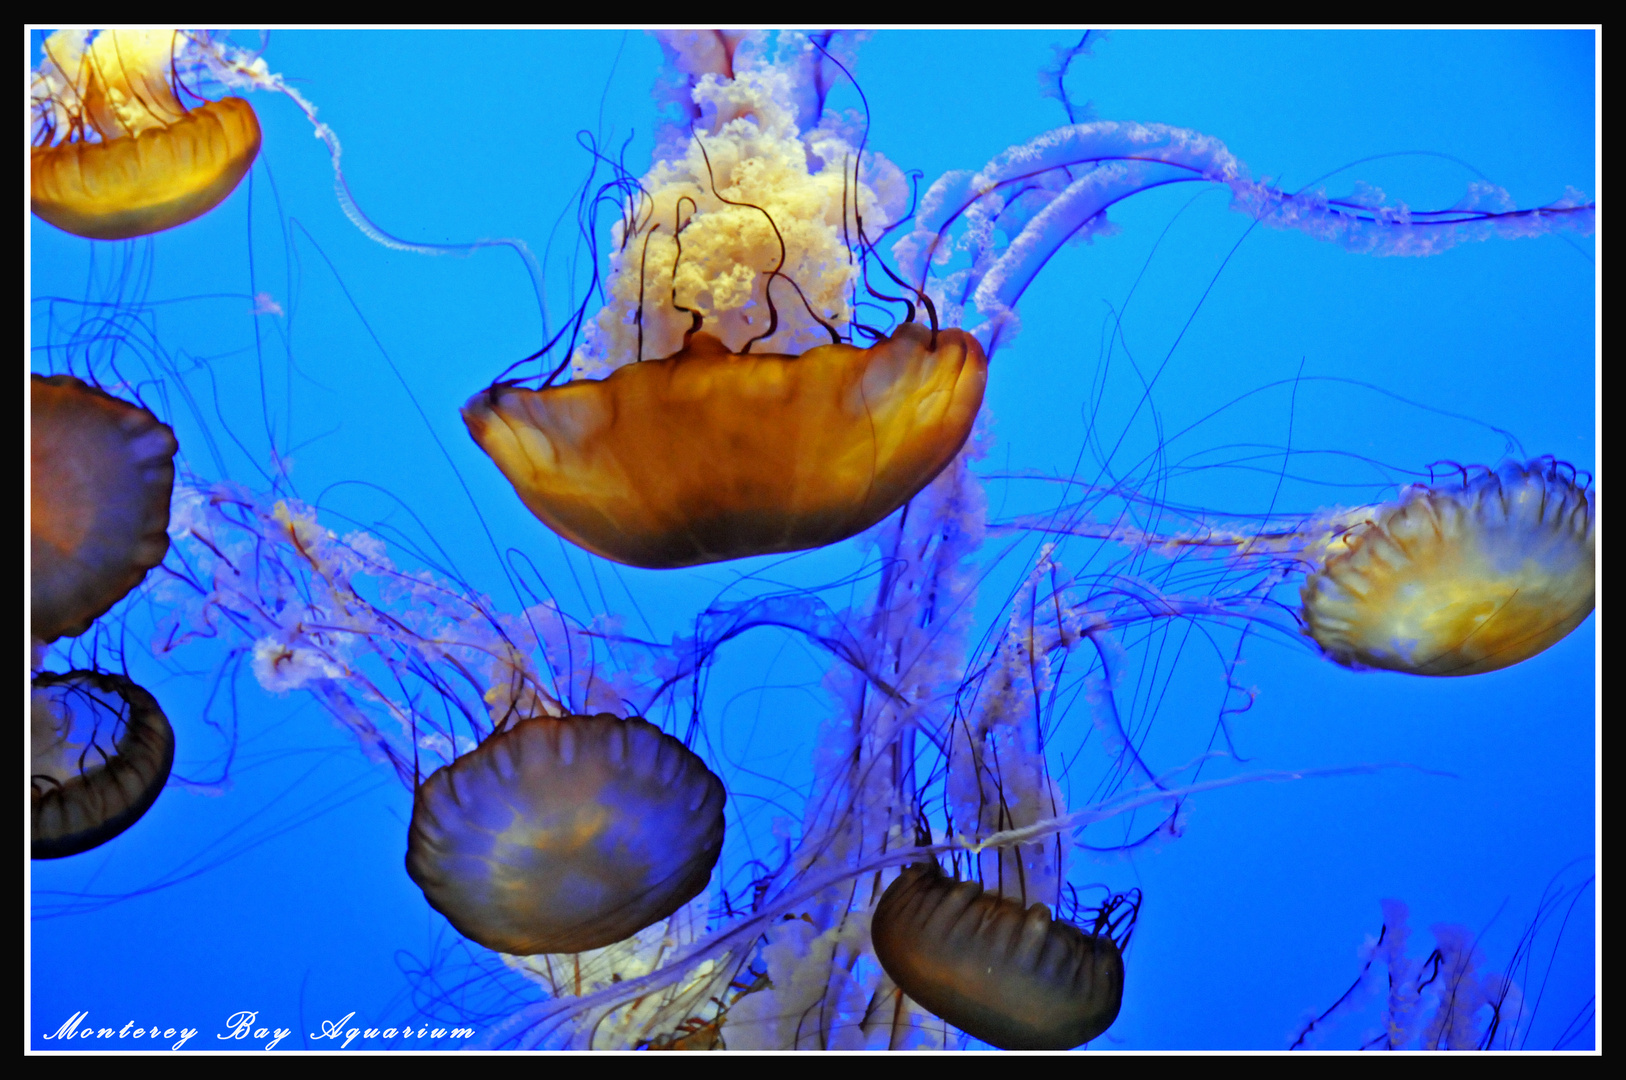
left=28, top=29, right=1597, bottom=1051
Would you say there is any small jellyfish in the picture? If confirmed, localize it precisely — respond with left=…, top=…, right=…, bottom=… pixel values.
left=1301, top=460, right=1595, bottom=676
left=31, top=374, right=178, bottom=643
left=32, top=670, right=176, bottom=859
left=30, top=29, right=261, bottom=240
left=406, top=713, right=726, bottom=955
left=870, top=861, right=1134, bottom=1050
left=463, top=323, right=987, bottom=569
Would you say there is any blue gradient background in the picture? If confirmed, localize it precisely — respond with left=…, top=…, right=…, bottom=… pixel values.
left=29, top=29, right=1596, bottom=1051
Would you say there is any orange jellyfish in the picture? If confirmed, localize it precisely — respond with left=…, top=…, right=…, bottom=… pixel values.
left=870, top=862, right=1136, bottom=1050
left=464, top=36, right=987, bottom=569
left=32, top=670, right=176, bottom=859
left=1300, top=459, right=1595, bottom=676
left=464, top=323, right=987, bottom=569
left=406, top=713, right=726, bottom=955
left=31, top=374, right=178, bottom=643
left=30, top=29, right=261, bottom=240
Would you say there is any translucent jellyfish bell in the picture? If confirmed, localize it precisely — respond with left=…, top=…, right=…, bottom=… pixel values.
left=1301, top=460, right=1595, bottom=676
left=30, top=29, right=262, bottom=240
left=32, top=670, right=176, bottom=859
left=870, top=862, right=1132, bottom=1050
left=31, top=374, right=178, bottom=643
left=463, top=33, right=989, bottom=569
left=406, top=713, right=726, bottom=955
left=464, top=324, right=987, bottom=569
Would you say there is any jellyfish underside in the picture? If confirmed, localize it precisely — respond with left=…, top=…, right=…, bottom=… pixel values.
left=405, top=713, right=726, bottom=955
left=31, top=29, right=261, bottom=240
left=1301, top=462, right=1595, bottom=676
left=463, top=323, right=988, bottom=569
left=31, top=670, right=176, bottom=859
left=870, top=863, right=1125, bottom=1050
left=32, top=97, right=262, bottom=240
left=30, top=374, right=178, bottom=643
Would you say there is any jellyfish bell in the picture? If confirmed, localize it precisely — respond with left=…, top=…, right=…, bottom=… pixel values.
left=1300, top=459, right=1595, bottom=677
left=31, top=374, right=178, bottom=644
left=870, top=861, right=1133, bottom=1050
left=464, top=322, right=987, bottom=569
left=461, top=31, right=986, bottom=569
left=32, top=670, right=176, bottom=860
left=30, top=29, right=262, bottom=241
left=406, top=712, right=726, bottom=955
left=856, top=558, right=1141, bottom=1051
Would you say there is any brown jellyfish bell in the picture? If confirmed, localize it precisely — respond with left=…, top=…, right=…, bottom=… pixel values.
left=870, top=862, right=1133, bottom=1050
left=464, top=58, right=988, bottom=569
left=31, top=29, right=261, bottom=240
left=405, top=713, right=726, bottom=955
left=32, top=670, right=176, bottom=859
left=1300, top=459, right=1595, bottom=676
left=463, top=322, right=987, bottom=569
left=31, top=374, right=178, bottom=643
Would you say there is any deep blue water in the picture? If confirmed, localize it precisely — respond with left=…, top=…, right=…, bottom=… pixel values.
left=29, top=29, right=1596, bottom=1052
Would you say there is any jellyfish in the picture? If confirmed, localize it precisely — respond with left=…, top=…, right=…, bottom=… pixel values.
left=406, top=712, right=726, bottom=955
left=32, top=670, right=176, bottom=859
left=870, top=861, right=1134, bottom=1050
left=30, top=374, right=178, bottom=644
left=1300, top=460, right=1595, bottom=676
left=464, top=324, right=987, bottom=568
left=1023, top=457, right=1596, bottom=678
left=30, top=30, right=262, bottom=240
left=151, top=483, right=733, bottom=974
left=27, top=31, right=1596, bottom=1053
left=463, top=31, right=991, bottom=569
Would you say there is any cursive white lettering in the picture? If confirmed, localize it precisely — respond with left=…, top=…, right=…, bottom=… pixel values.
left=42, top=1013, right=198, bottom=1050
left=311, top=1011, right=361, bottom=1048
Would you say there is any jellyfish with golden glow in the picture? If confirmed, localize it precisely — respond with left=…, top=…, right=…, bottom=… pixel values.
left=406, top=713, right=726, bottom=955
left=1301, top=459, right=1595, bottom=676
left=30, top=29, right=262, bottom=240
left=31, top=374, right=177, bottom=643
left=1008, top=457, right=1595, bottom=678
left=464, top=324, right=986, bottom=569
left=32, top=670, right=175, bottom=859
left=871, top=862, right=1136, bottom=1050
left=464, top=31, right=986, bottom=569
